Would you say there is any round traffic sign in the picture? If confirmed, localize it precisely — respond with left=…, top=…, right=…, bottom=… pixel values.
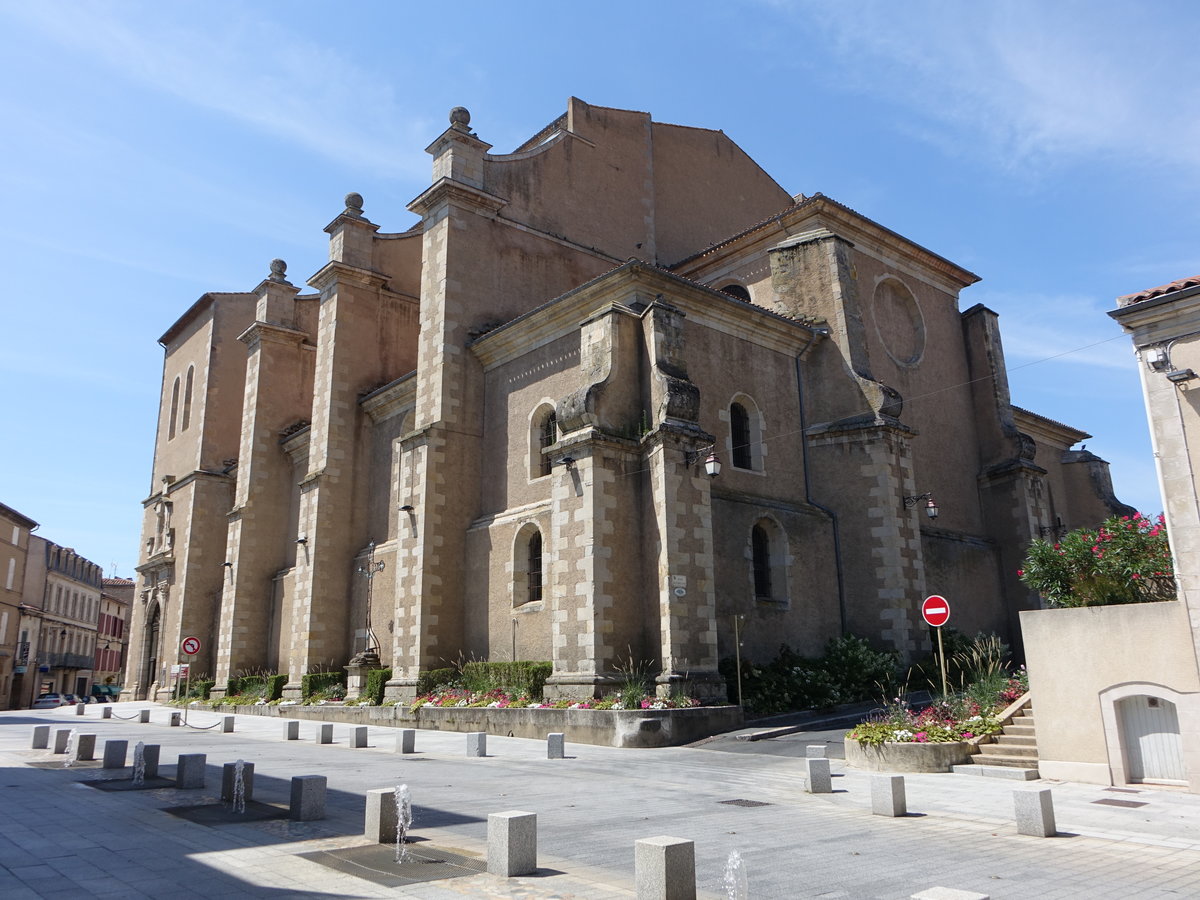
left=921, top=595, right=950, bottom=628
left=181, top=636, right=202, bottom=656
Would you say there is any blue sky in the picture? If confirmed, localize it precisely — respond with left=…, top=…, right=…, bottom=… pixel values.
left=1, top=0, right=1195, bottom=577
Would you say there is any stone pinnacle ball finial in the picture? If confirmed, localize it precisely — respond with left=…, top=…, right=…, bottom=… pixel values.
left=344, top=192, right=364, bottom=218
left=449, top=106, right=471, bottom=128
left=268, top=258, right=288, bottom=283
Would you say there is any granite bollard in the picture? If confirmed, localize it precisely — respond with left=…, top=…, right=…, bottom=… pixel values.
left=487, top=810, right=537, bottom=877
left=221, top=762, right=255, bottom=803
left=75, top=702, right=86, bottom=716
left=102, top=707, right=112, bottom=719
left=318, top=723, right=333, bottom=744
left=872, top=775, right=907, bottom=817
left=284, top=720, right=299, bottom=740
left=102, top=739, right=128, bottom=769
left=138, top=709, right=150, bottom=724
left=351, top=725, right=368, bottom=748
left=176, top=753, right=207, bottom=789
left=1014, top=787, right=1056, bottom=837
left=635, top=835, right=696, bottom=900
left=467, top=732, right=487, bottom=757
left=805, top=757, right=832, bottom=793
left=547, top=733, right=565, bottom=759
left=397, top=728, right=415, bottom=754
left=169, top=711, right=181, bottom=727
left=364, top=788, right=398, bottom=843
left=75, top=734, right=97, bottom=761
left=31, top=725, right=50, bottom=749
left=53, top=729, right=71, bottom=754
left=142, top=744, right=161, bottom=779
left=805, top=744, right=825, bottom=758
left=221, top=715, right=235, bottom=733
left=290, top=775, right=326, bottom=821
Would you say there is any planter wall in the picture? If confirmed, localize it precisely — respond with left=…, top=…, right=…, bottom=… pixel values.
left=221, top=703, right=743, bottom=748
left=845, top=737, right=972, bottom=773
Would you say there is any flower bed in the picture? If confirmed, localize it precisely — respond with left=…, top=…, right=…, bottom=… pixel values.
left=845, top=737, right=973, bottom=773
left=410, top=687, right=700, bottom=712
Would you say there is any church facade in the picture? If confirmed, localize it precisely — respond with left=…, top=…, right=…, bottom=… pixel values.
left=123, top=99, right=1129, bottom=703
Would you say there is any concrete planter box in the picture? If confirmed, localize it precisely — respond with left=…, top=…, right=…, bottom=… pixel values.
left=845, top=737, right=972, bottom=773
left=223, top=703, right=742, bottom=748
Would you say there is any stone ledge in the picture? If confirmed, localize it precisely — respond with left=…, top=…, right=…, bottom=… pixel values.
left=951, top=764, right=1039, bottom=781
left=222, top=703, right=743, bottom=748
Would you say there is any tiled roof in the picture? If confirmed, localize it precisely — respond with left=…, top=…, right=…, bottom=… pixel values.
left=1118, top=275, right=1200, bottom=305
left=103, top=577, right=134, bottom=586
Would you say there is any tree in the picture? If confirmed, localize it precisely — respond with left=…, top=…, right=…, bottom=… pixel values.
left=1018, top=513, right=1175, bottom=608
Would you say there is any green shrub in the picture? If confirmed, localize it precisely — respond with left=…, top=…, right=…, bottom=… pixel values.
left=416, top=667, right=458, bottom=695
left=174, top=679, right=214, bottom=700
left=225, top=673, right=287, bottom=702
left=461, top=661, right=552, bottom=698
left=301, top=671, right=346, bottom=700
left=364, top=668, right=392, bottom=705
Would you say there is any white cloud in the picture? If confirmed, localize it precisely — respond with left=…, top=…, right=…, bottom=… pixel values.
left=772, top=1, right=1200, bottom=180
left=1, top=2, right=433, bottom=180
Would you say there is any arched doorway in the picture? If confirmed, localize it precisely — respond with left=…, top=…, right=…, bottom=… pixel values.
left=140, top=604, right=161, bottom=701
left=1118, top=695, right=1185, bottom=784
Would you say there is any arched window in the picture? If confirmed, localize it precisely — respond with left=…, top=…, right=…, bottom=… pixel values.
left=752, top=524, right=772, bottom=600
left=731, top=403, right=752, bottom=469
left=181, top=365, right=194, bottom=432
left=527, top=530, right=543, bottom=605
left=750, top=517, right=789, bottom=606
left=720, top=283, right=751, bottom=302
left=168, top=377, right=180, bottom=440
left=530, top=404, right=557, bottom=479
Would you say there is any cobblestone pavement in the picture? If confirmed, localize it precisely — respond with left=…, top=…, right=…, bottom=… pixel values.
left=4, top=704, right=1200, bottom=898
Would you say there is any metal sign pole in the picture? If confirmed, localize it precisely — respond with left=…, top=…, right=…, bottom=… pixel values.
left=733, top=615, right=744, bottom=708
left=937, top=627, right=948, bottom=698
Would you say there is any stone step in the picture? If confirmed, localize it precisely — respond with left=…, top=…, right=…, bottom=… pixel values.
left=1003, top=724, right=1036, bottom=738
left=979, top=744, right=1038, bottom=759
left=994, top=734, right=1037, bottom=748
left=952, top=763, right=1040, bottom=780
left=971, top=750, right=1040, bottom=767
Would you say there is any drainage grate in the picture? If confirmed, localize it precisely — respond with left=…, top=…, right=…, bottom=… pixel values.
left=164, top=801, right=289, bottom=825
left=1091, top=798, right=1148, bottom=809
left=85, top=776, right=175, bottom=792
left=719, top=799, right=772, bottom=808
left=25, top=760, right=104, bottom=770
left=1104, top=787, right=1142, bottom=794
left=299, top=843, right=486, bottom=887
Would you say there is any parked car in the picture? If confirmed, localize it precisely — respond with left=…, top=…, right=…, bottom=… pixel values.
left=32, top=693, right=70, bottom=708
left=62, top=693, right=80, bottom=704
left=89, top=694, right=111, bottom=703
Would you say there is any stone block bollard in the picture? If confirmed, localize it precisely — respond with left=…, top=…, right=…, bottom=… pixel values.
left=31, top=725, right=50, bottom=749
left=547, top=733, right=565, bottom=759
left=805, top=744, right=825, bottom=758
left=284, top=720, right=299, bottom=741
left=221, top=715, right=235, bottom=733
left=102, top=739, right=128, bottom=769
left=467, top=732, right=487, bottom=757
left=488, top=810, right=538, bottom=877
left=290, top=775, right=326, bottom=821
left=318, top=723, right=333, bottom=744
left=142, top=745, right=161, bottom=780
left=53, top=729, right=71, bottom=754
left=102, top=706, right=113, bottom=719
left=75, top=703, right=86, bottom=716
left=872, top=775, right=907, bottom=817
left=805, top=757, right=832, bottom=794
left=364, top=788, right=398, bottom=843
left=1014, top=787, right=1056, bottom=837
left=169, top=711, right=181, bottom=727
left=221, top=762, right=255, bottom=803
left=911, top=889, right=991, bottom=900
left=75, top=734, right=97, bottom=762
left=138, top=709, right=150, bottom=724
left=635, top=835, right=696, bottom=900
left=351, top=726, right=368, bottom=748
left=176, top=753, right=207, bottom=789
left=397, top=728, right=416, bottom=754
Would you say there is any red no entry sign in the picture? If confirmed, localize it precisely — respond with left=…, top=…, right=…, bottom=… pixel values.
left=181, top=636, right=202, bottom=656
left=922, top=595, right=950, bottom=627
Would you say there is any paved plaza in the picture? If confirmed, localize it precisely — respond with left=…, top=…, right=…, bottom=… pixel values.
left=3, top=704, right=1200, bottom=898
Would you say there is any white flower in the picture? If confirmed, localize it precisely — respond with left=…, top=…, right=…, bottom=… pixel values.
left=488, top=701, right=501, bottom=708
left=894, top=729, right=913, bottom=741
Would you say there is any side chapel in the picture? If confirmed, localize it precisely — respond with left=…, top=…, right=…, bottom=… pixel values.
left=124, top=99, right=1129, bottom=702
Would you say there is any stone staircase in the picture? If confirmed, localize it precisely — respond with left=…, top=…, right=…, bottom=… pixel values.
left=954, top=695, right=1039, bottom=780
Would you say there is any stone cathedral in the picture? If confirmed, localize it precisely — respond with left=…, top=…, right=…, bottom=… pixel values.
left=123, top=99, right=1129, bottom=703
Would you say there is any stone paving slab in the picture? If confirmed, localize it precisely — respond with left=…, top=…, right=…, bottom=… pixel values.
left=5, top=703, right=1200, bottom=897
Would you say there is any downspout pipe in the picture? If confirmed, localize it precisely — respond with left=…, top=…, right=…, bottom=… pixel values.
left=795, top=347, right=848, bottom=635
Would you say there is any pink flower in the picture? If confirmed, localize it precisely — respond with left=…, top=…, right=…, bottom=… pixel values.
left=962, top=732, right=974, bottom=739
left=1017, top=569, right=1024, bottom=577
left=915, top=732, right=928, bottom=743
left=1131, top=573, right=1140, bottom=579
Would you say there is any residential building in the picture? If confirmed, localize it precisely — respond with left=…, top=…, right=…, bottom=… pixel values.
left=0, top=502, right=37, bottom=709
left=94, top=577, right=132, bottom=699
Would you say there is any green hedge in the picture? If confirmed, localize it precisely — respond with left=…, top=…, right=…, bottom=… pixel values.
left=301, top=671, right=346, bottom=699
left=461, top=661, right=552, bottom=698
left=226, top=674, right=286, bottom=701
left=174, top=679, right=214, bottom=700
left=364, top=668, right=392, bottom=705
left=416, top=667, right=457, bottom=695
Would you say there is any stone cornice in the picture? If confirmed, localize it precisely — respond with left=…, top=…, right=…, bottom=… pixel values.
left=1110, top=288, right=1200, bottom=344
left=407, top=177, right=507, bottom=218
left=322, top=211, right=381, bottom=237
left=237, top=321, right=311, bottom=349
left=360, top=373, right=416, bottom=423
left=307, top=260, right=391, bottom=293
left=281, top=426, right=310, bottom=464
